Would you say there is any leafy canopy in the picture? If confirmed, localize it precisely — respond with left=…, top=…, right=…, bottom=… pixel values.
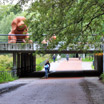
left=0, top=4, right=26, bottom=42
left=26, top=0, right=104, bottom=50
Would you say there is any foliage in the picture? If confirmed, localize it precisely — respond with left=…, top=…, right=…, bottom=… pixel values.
left=0, top=55, right=13, bottom=71
left=0, top=71, right=17, bottom=83
left=0, top=0, right=30, bottom=5
left=0, top=5, right=11, bottom=20
left=100, top=73, right=104, bottom=82
left=0, top=54, right=17, bottom=83
left=7, top=4, right=22, bottom=15
left=91, top=64, right=94, bottom=69
left=0, top=11, right=27, bottom=34
left=36, top=54, right=51, bottom=71
left=36, top=65, right=43, bottom=71
left=82, top=57, right=94, bottom=62
left=0, top=6, right=27, bottom=42
left=26, top=0, right=104, bottom=50
left=0, top=4, right=22, bottom=20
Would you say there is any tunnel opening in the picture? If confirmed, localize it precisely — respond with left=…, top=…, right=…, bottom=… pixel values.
left=30, top=52, right=101, bottom=78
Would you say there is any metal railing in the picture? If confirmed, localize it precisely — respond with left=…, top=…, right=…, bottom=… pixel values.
left=0, top=43, right=34, bottom=50
left=0, top=34, right=102, bottom=51
left=0, top=34, right=35, bottom=51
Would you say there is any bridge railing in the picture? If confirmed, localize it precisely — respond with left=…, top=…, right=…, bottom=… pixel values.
left=0, top=34, right=35, bottom=51
left=0, top=34, right=102, bottom=51
left=0, top=43, right=34, bottom=50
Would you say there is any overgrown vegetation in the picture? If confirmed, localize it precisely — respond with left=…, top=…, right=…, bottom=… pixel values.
left=82, top=57, right=94, bottom=62
left=0, top=54, right=17, bottom=83
left=26, top=0, right=104, bottom=50
left=91, top=64, right=94, bottom=70
left=0, top=54, right=13, bottom=71
left=0, top=71, right=17, bottom=83
left=0, top=3, right=27, bottom=42
left=36, top=54, right=52, bottom=71
left=100, top=73, right=104, bottom=82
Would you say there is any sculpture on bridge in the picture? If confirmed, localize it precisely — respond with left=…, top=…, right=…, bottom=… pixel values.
left=41, top=34, right=56, bottom=44
left=8, top=16, right=32, bottom=43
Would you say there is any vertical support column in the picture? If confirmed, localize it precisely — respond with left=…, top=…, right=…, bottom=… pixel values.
left=13, top=53, right=17, bottom=77
left=97, top=55, right=103, bottom=74
left=21, top=53, right=25, bottom=76
left=94, top=55, right=97, bottom=70
left=25, top=53, right=29, bottom=73
left=76, top=53, right=78, bottom=58
left=95, top=54, right=103, bottom=75
left=17, top=53, right=21, bottom=77
left=103, top=44, right=104, bottom=73
left=33, top=54, right=36, bottom=71
left=27, top=53, right=30, bottom=73
left=30, top=53, right=33, bottom=72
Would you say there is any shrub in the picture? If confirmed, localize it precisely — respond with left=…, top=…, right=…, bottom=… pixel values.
left=0, top=55, right=13, bottom=71
left=36, top=65, right=43, bottom=71
left=36, top=54, right=51, bottom=71
left=99, top=73, right=104, bottom=82
left=0, top=71, right=17, bottom=83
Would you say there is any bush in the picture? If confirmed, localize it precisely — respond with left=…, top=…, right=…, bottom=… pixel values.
left=99, top=73, right=104, bottom=82
left=82, top=57, right=94, bottom=62
left=36, top=65, right=43, bottom=71
left=0, top=55, right=13, bottom=71
left=36, top=54, right=51, bottom=71
left=0, top=54, right=17, bottom=83
left=0, top=71, right=17, bottom=83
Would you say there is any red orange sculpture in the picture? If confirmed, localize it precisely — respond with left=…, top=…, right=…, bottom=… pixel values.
left=8, top=16, right=32, bottom=43
left=41, top=34, right=56, bottom=44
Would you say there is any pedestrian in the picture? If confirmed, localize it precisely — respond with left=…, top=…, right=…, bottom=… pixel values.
left=53, top=54, right=56, bottom=62
left=44, top=60, right=50, bottom=78
left=66, top=54, right=69, bottom=61
left=79, top=55, right=81, bottom=60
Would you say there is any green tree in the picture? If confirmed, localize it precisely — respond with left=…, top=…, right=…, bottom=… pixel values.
left=0, top=5, right=11, bottom=20
left=26, top=0, right=104, bottom=50
left=0, top=4, right=26, bottom=42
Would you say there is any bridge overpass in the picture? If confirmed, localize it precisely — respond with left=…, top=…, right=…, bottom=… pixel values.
left=0, top=43, right=103, bottom=77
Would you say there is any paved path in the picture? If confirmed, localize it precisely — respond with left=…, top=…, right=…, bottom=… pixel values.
left=56, top=58, right=82, bottom=71
left=82, top=62, right=93, bottom=70
left=42, top=58, right=93, bottom=71
left=0, top=77, right=104, bottom=104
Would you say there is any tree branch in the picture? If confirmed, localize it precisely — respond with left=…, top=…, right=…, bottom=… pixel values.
left=83, top=12, right=104, bottom=32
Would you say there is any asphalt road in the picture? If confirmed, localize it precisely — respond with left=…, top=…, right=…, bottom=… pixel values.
left=0, top=77, right=104, bottom=104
